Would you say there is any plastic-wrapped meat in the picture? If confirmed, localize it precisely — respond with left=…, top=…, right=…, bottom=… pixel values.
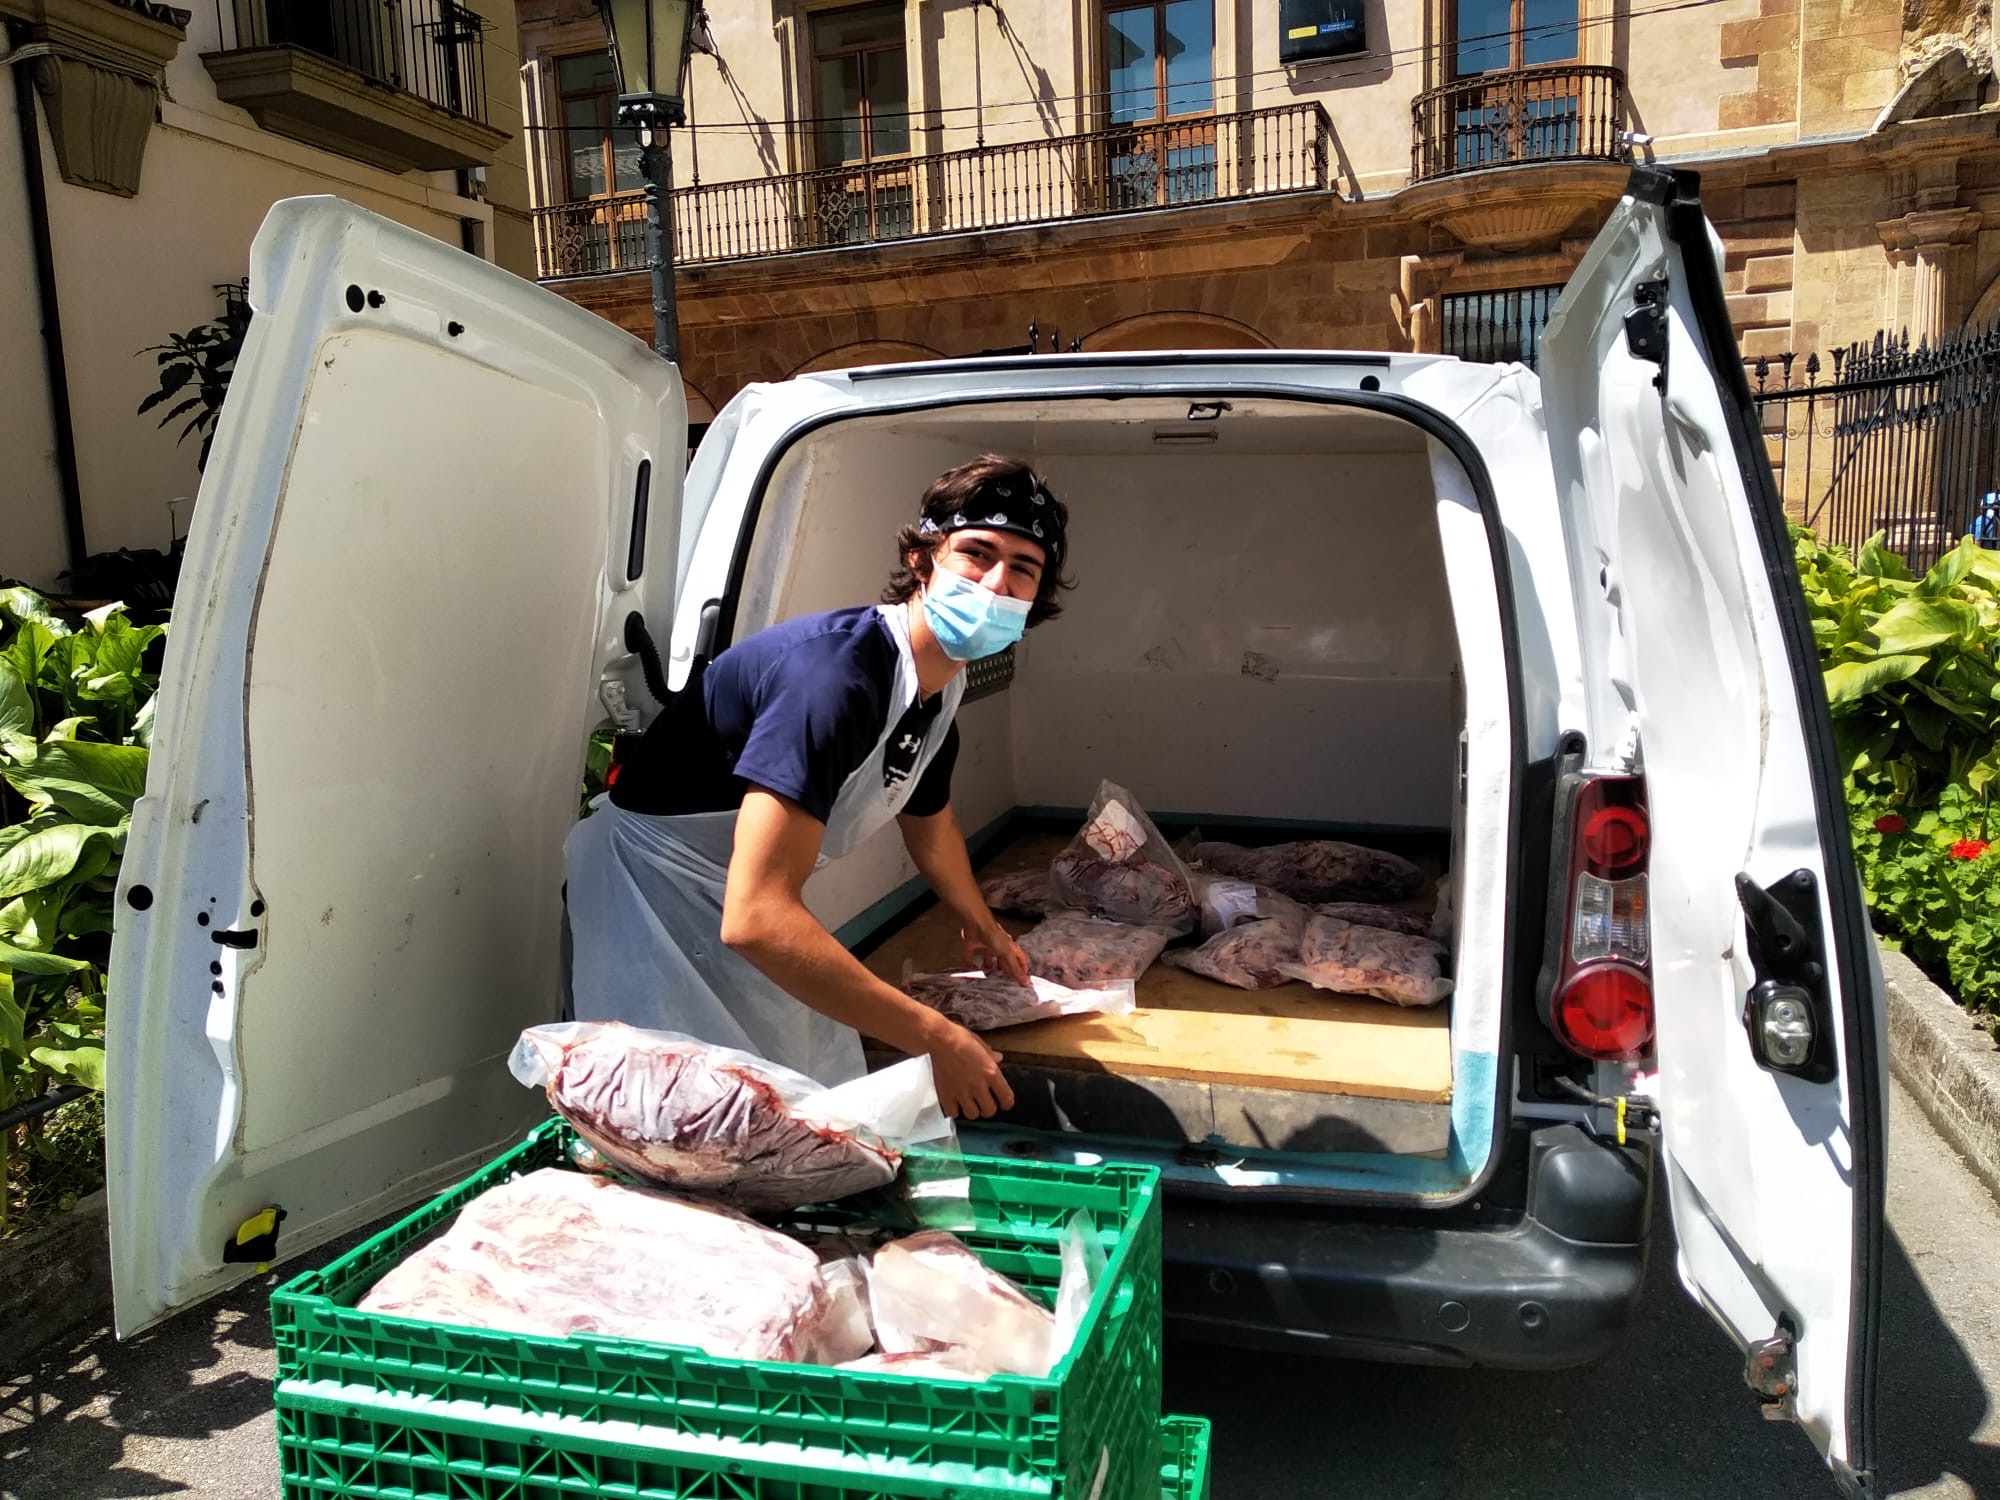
left=903, top=970, right=1136, bottom=1032
left=1188, top=839, right=1422, bottom=904
left=980, top=869, right=1059, bottom=919
left=1049, top=781, right=1197, bottom=932
left=357, top=1168, right=833, bottom=1361
left=839, top=1348, right=988, bottom=1381
left=1312, top=902, right=1434, bottom=938
left=509, top=1023, right=937, bottom=1211
left=1018, top=913, right=1173, bottom=988
left=1278, top=915, right=1454, bottom=1007
left=868, top=1230, right=1057, bottom=1378
left=1050, top=848, right=1195, bottom=929
left=1164, top=915, right=1304, bottom=991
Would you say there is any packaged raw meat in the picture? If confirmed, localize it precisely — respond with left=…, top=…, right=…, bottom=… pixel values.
left=804, top=1251, right=875, bottom=1366
left=1277, top=914, right=1454, bottom=1007
left=1018, top=912, right=1174, bottom=988
left=1192, top=876, right=1306, bottom=936
left=509, top=1023, right=954, bottom=1212
left=357, top=1168, right=837, bottom=1361
left=979, top=869, right=1059, bottom=919
left=1188, top=839, right=1422, bottom=904
left=1049, top=780, right=1197, bottom=932
left=1312, top=902, right=1434, bottom=938
left=1164, top=913, right=1305, bottom=990
left=902, top=967, right=1136, bottom=1032
left=868, top=1230, right=1058, bottom=1378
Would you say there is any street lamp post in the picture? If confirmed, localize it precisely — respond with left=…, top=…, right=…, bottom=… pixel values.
left=595, top=0, right=696, bottom=364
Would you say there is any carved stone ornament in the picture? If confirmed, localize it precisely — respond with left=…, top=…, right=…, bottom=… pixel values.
left=0, top=0, right=190, bottom=196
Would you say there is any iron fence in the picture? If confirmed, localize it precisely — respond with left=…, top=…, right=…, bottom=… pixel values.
left=1411, top=63, right=1626, bottom=183
left=239, top=0, right=492, bottom=119
left=532, top=101, right=1333, bottom=279
left=1753, top=325, right=2000, bottom=571
left=1442, top=285, right=1563, bottom=369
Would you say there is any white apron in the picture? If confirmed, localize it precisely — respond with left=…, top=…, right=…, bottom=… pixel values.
left=563, top=603, right=966, bottom=1085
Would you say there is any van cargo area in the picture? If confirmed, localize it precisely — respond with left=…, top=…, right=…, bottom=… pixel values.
left=708, top=390, right=1518, bottom=1200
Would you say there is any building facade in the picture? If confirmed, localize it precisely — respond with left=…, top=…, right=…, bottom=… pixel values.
left=516, top=0, right=2000, bottom=497
left=4, top=0, right=534, bottom=590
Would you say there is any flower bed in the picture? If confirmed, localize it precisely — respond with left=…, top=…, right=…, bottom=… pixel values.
left=1798, top=527, right=2000, bottom=1014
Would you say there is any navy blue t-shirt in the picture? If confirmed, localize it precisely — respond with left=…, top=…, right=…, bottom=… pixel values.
left=699, top=607, right=959, bottom=824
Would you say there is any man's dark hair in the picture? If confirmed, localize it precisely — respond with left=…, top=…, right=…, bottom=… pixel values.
left=881, top=454, right=1074, bottom=627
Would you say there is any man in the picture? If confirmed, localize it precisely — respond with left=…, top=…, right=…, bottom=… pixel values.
left=564, top=454, right=1070, bottom=1119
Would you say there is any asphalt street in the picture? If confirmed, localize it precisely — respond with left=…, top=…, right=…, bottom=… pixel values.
left=3, top=1078, right=1996, bottom=1499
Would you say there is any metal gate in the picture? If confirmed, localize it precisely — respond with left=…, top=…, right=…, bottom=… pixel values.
left=1752, top=324, right=2000, bottom=571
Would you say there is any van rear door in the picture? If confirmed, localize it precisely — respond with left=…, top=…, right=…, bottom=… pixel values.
left=1539, top=166, right=1884, bottom=1494
left=106, top=198, right=684, bottom=1335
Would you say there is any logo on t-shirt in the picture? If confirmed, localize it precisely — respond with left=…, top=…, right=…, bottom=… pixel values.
left=882, top=699, right=939, bottom=796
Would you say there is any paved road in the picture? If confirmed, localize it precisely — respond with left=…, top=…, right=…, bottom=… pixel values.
left=5, top=1079, right=1997, bottom=1499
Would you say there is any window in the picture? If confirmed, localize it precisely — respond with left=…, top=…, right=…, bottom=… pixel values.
left=808, top=3, right=913, bottom=243
left=552, top=52, right=647, bottom=274
left=1099, top=0, right=1216, bottom=209
left=1442, top=286, right=1562, bottom=369
left=1444, top=0, right=1583, bottom=169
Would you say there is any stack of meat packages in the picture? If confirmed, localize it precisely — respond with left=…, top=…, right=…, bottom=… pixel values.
left=356, top=1022, right=1087, bottom=1381
left=970, top=779, right=1454, bottom=1013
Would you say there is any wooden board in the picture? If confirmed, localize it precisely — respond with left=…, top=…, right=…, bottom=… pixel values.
left=861, top=833, right=1454, bottom=1106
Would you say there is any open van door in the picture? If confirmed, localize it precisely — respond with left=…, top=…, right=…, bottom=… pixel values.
left=1539, top=166, right=1884, bottom=1493
left=107, top=199, right=685, bottom=1334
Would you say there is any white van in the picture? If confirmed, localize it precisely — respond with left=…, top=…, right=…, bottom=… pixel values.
left=107, top=164, right=1885, bottom=1494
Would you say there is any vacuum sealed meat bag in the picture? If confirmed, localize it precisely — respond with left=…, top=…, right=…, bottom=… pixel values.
left=1164, top=913, right=1305, bottom=990
left=979, top=869, right=1060, bottom=919
left=1311, top=902, right=1434, bottom=938
left=868, top=1229, right=1058, bottom=1378
left=1188, top=839, right=1422, bottom=904
left=1049, top=780, right=1197, bottom=932
left=510, top=1023, right=953, bottom=1211
left=1192, top=877, right=1305, bottom=936
left=1018, top=912, right=1174, bottom=988
left=357, top=1168, right=836, bottom=1361
left=1278, top=914, right=1454, bottom=1007
left=903, top=968, right=1136, bottom=1032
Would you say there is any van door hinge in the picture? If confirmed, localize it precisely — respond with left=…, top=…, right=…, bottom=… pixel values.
left=1735, top=870, right=1838, bottom=1084
left=1624, top=280, right=1669, bottom=392
left=1744, top=1327, right=1798, bottom=1423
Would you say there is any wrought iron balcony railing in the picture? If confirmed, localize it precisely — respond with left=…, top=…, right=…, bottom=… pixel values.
left=227, top=0, right=493, bottom=119
left=1410, top=64, right=1625, bottom=184
left=533, top=101, right=1333, bottom=280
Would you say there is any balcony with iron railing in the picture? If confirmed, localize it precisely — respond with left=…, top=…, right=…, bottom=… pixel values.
left=203, top=0, right=511, bottom=171
left=1410, top=64, right=1626, bottom=184
left=533, top=100, right=1334, bottom=280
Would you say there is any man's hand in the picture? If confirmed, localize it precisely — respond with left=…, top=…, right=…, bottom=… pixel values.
left=964, top=920, right=1030, bottom=985
left=921, top=1016, right=1014, bottom=1119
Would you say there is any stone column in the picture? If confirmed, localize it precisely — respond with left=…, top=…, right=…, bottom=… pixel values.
left=1877, top=207, right=1983, bottom=342
left=1399, top=252, right=1462, bottom=354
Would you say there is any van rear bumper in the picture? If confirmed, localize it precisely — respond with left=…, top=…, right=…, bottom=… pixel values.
left=1163, top=1121, right=1653, bottom=1370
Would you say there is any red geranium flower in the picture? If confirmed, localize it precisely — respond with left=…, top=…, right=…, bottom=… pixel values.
left=1874, top=813, right=1908, bottom=834
left=1951, top=839, right=1990, bottom=861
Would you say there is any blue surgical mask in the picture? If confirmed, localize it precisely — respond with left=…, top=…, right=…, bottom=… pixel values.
left=921, top=567, right=1032, bottom=661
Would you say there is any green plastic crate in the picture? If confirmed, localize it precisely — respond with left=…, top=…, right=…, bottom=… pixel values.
left=1157, top=1417, right=1210, bottom=1500
left=274, top=1119, right=1161, bottom=1500
left=276, top=1390, right=1201, bottom=1500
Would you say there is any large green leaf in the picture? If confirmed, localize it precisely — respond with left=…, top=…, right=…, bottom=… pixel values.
left=0, top=822, right=117, bottom=900
left=1918, top=537, right=1983, bottom=598
left=0, top=588, right=71, bottom=638
left=32, top=1042, right=105, bottom=1090
left=0, top=969, right=22, bottom=1062
left=0, top=938, right=89, bottom=976
left=1870, top=596, right=1978, bottom=655
left=1859, top=533, right=1915, bottom=581
left=3, top=740, right=149, bottom=824
left=1824, top=654, right=1928, bottom=704
left=0, top=658, right=33, bottom=758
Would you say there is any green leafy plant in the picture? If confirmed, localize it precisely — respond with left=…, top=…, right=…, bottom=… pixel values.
left=136, top=288, right=250, bottom=472
left=0, top=587, right=161, bottom=1233
left=1799, top=527, right=2000, bottom=1011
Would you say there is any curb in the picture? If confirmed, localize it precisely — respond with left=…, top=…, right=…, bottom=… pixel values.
left=0, top=1188, right=112, bottom=1369
left=1880, top=943, right=2000, bottom=1203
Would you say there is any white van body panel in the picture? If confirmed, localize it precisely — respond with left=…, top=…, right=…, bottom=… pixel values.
left=1541, top=182, right=1882, bottom=1480
left=106, top=199, right=684, bottom=1335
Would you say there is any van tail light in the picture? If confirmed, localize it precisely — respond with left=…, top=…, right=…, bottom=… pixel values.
left=1545, top=775, right=1654, bottom=1061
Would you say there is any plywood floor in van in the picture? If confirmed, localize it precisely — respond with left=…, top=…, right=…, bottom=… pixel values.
left=861, top=833, right=1453, bottom=1109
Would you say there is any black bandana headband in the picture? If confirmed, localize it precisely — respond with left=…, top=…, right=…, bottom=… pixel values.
left=918, top=475, right=1064, bottom=564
